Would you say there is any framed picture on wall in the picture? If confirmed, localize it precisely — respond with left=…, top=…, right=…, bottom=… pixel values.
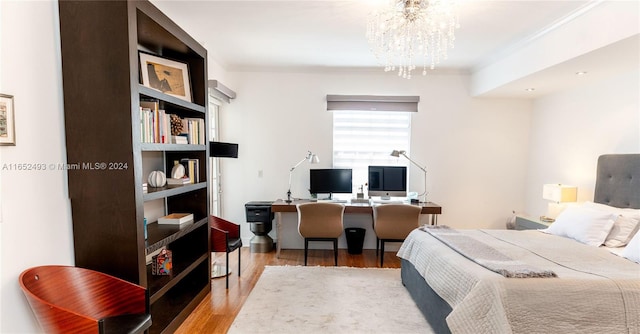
left=139, top=52, right=192, bottom=102
left=0, top=94, right=16, bottom=146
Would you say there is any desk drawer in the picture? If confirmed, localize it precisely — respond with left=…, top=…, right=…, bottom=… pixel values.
left=245, top=205, right=274, bottom=222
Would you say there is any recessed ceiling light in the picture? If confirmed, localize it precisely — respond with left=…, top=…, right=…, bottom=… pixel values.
left=575, top=71, right=588, bottom=75
left=525, top=88, right=535, bottom=92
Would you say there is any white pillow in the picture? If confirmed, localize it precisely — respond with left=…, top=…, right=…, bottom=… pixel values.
left=582, top=201, right=640, bottom=220
left=604, top=215, right=640, bottom=247
left=544, top=206, right=616, bottom=246
left=621, top=230, right=640, bottom=263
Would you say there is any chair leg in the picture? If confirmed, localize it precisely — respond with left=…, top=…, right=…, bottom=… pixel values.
left=376, top=237, right=379, bottom=256
left=238, top=247, right=241, bottom=277
left=333, top=238, right=338, bottom=266
left=304, top=239, right=309, bottom=266
left=380, top=240, right=385, bottom=267
left=225, top=250, right=230, bottom=289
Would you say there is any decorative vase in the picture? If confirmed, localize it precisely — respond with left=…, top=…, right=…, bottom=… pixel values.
left=171, top=163, right=185, bottom=179
left=148, top=170, right=167, bottom=187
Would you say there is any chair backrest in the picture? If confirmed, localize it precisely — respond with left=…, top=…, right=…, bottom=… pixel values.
left=373, top=204, right=422, bottom=240
left=209, top=215, right=241, bottom=252
left=297, top=202, right=345, bottom=238
left=19, top=265, right=147, bottom=334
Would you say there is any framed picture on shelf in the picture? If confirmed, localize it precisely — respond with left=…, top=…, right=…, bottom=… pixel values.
left=0, top=94, right=16, bottom=146
left=139, top=52, right=192, bottom=102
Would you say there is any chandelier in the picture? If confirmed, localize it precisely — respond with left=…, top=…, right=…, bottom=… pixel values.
left=366, top=0, right=459, bottom=79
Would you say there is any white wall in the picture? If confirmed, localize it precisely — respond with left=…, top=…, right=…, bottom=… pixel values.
left=1, top=2, right=635, bottom=332
left=524, top=69, right=640, bottom=217
left=218, top=71, right=533, bottom=247
left=0, top=1, right=74, bottom=333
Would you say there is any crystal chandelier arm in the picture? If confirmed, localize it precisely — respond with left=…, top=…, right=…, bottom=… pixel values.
left=366, top=0, right=459, bottom=79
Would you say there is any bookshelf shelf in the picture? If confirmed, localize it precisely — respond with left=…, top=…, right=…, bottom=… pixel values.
left=59, top=1, right=210, bottom=333
left=141, top=143, right=207, bottom=152
left=139, top=85, right=206, bottom=113
left=144, top=182, right=207, bottom=201
left=145, top=217, right=209, bottom=253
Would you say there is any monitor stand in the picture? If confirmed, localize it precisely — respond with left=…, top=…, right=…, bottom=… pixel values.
left=320, top=193, right=334, bottom=200
left=381, top=194, right=391, bottom=200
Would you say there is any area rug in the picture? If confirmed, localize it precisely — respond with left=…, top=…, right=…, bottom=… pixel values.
left=228, top=266, right=433, bottom=333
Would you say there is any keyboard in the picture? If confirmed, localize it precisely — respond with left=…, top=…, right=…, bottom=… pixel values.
left=316, top=199, right=347, bottom=203
left=371, top=200, right=406, bottom=204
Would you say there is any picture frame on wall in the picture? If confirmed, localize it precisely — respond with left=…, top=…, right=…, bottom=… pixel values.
left=139, top=52, right=192, bottom=102
left=0, top=94, right=16, bottom=146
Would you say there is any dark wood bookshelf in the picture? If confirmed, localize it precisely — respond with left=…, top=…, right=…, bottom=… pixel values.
left=58, top=1, right=210, bottom=333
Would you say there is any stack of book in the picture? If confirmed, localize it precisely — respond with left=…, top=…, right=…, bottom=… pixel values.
left=139, top=100, right=205, bottom=145
left=140, top=100, right=171, bottom=144
left=180, top=158, right=199, bottom=184
left=166, top=177, right=190, bottom=186
left=172, top=135, right=188, bottom=145
left=183, top=117, right=205, bottom=145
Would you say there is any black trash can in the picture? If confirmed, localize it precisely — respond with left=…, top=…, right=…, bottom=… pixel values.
left=345, top=228, right=366, bottom=254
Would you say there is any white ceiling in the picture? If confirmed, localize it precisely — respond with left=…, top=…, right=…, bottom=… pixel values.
left=151, top=0, right=638, bottom=97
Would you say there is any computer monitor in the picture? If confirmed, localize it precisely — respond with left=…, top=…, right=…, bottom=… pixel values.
left=309, top=169, right=353, bottom=196
left=367, top=166, right=407, bottom=198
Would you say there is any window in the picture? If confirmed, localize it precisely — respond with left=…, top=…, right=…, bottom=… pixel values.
left=208, top=96, right=221, bottom=216
left=332, top=110, right=412, bottom=193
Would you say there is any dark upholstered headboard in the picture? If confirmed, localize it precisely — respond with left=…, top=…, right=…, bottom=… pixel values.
left=594, top=154, right=640, bottom=209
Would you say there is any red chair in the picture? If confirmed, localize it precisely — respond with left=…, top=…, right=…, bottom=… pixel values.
left=210, top=215, right=243, bottom=289
left=19, top=265, right=151, bottom=334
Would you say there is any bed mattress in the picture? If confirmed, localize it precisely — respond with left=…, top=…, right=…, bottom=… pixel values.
left=397, top=228, right=640, bottom=334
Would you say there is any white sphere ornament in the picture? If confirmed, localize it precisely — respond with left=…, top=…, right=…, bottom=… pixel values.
left=171, top=164, right=185, bottom=179
left=148, top=170, right=167, bottom=187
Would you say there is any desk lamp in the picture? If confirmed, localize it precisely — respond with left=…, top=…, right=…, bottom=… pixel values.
left=542, top=184, right=577, bottom=221
left=391, top=150, right=428, bottom=203
left=286, top=151, right=319, bottom=203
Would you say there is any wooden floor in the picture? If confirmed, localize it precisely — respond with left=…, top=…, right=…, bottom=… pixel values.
left=174, top=247, right=402, bottom=334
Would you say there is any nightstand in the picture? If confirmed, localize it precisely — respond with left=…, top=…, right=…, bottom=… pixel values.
left=515, top=215, right=552, bottom=230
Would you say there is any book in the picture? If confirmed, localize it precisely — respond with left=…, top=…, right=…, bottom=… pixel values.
left=166, top=177, right=190, bottom=185
left=151, top=248, right=172, bottom=275
left=140, top=100, right=173, bottom=144
left=180, top=158, right=200, bottom=183
left=157, top=213, right=193, bottom=225
left=172, top=135, right=188, bottom=144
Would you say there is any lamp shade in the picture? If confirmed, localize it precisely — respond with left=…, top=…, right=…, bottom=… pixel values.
left=390, top=150, right=405, bottom=158
left=542, top=184, right=577, bottom=203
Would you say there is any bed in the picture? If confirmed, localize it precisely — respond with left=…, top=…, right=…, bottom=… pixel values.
left=398, top=154, right=640, bottom=333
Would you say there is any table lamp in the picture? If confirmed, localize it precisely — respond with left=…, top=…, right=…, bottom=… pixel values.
left=286, top=151, right=319, bottom=203
left=390, top=150, right=428, bottom=203
left=542, top=183, right=577, bottom=221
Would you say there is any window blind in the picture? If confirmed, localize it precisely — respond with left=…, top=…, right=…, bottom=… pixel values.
left=332, top=110, right=411, bottom=190
left=326, top=95, right=419, bottom=112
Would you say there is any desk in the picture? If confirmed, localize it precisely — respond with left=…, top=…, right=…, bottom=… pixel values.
left=271, top=200, right=442, bottom=258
